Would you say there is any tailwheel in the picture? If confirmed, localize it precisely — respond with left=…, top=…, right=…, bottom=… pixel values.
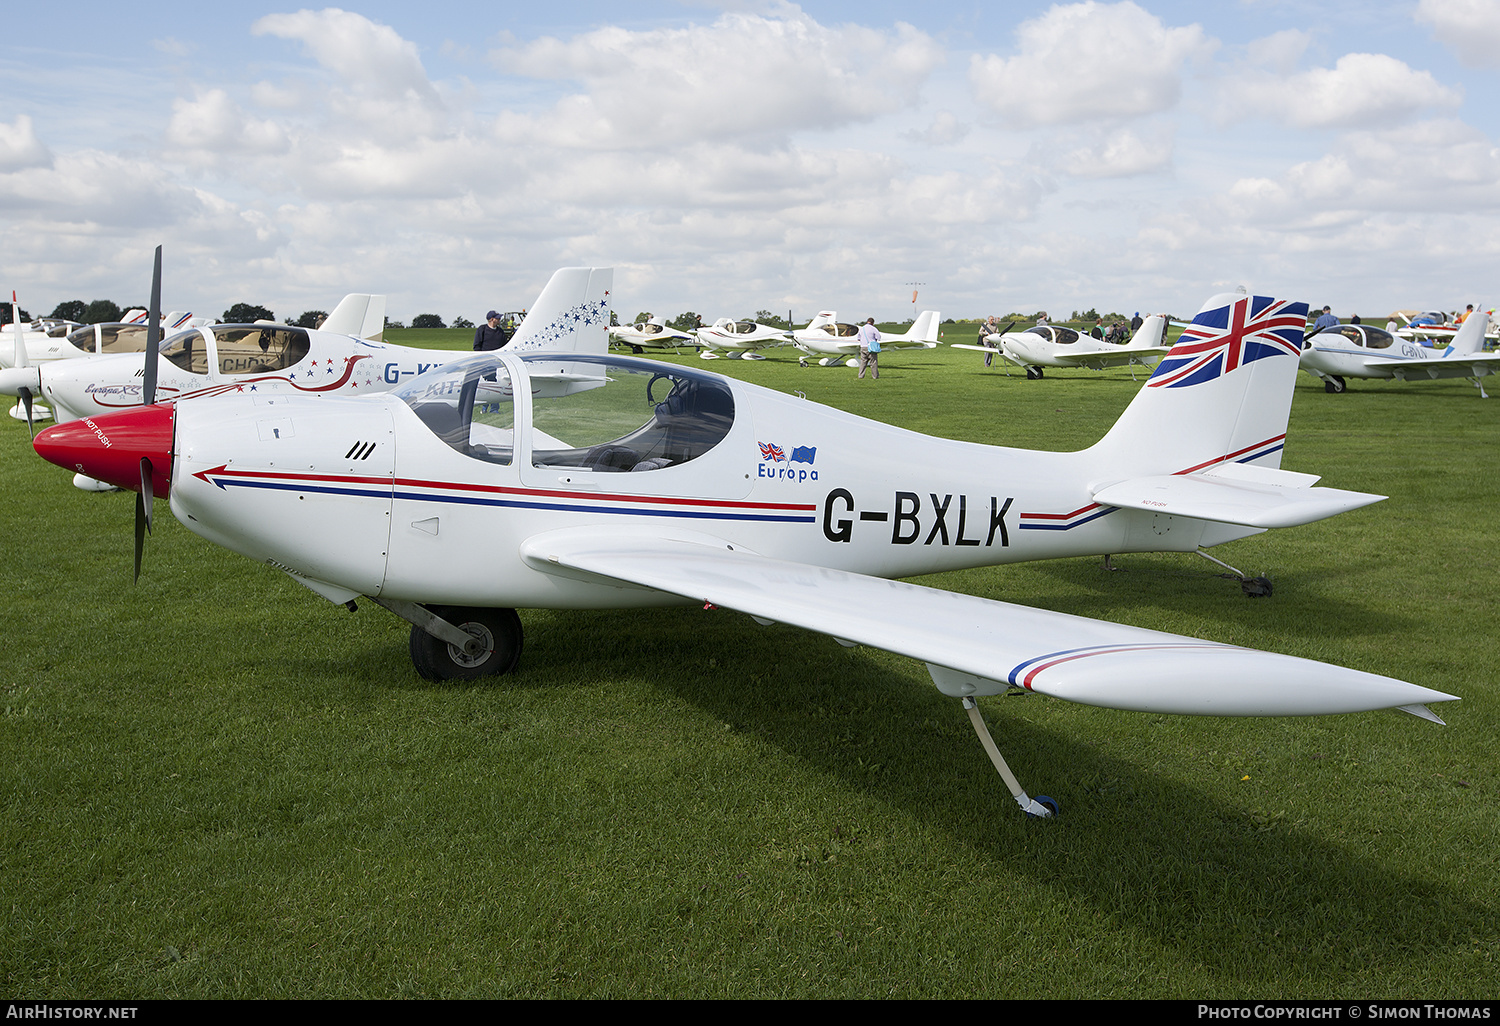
left=1240, top=576, right=1273, bottom=598
left=1031, top=796, right=1060, bottom=818
left=409, top=606, right=523, bottom=681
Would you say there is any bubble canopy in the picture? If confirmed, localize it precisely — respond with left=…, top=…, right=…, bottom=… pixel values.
left=391, top=352, right=736, bottom=472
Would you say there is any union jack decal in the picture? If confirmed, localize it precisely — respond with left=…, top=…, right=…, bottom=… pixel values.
left=758, top=442, right=786, bottom=461
left=1147, top=295, right=1308, bottom=389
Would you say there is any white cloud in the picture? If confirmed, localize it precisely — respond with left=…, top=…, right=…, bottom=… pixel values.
left=252, top=8, right=441, bottom=106
left=166, top=90, right=290, bottom=160
left=0, top=115, right=52, bottom=172
left=1216, top=51, right=1462, bottom=129
left=1056, top=127, right=1174, bottom=178
left=969, top=2, right=1213, bottom=127
left=493, top=8, right=942, bottom=146
left=903, top=111, right=971, bottom=146
left=1416, top=0, right=1500, bottom=68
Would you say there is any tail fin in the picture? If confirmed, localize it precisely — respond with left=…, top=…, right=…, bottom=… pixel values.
left=806, top=311, right=837, bottom=331
left=1442, top=310, right=1489, bottom=357
left=1091, top=293, right=1308, bottom=475
left=321, top=294, right=387, bottom=342
left=1123, top=314, right=1166, bottom=350
left=909, top=310, right=941, bottom=343
left=508, top=267, right=613, bottom=354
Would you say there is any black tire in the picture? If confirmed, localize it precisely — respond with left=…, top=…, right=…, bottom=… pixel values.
left=1025, top=366, right=1043, bottom=380
left=1240, top=576, right=1273, bottom=598
left=1324, top=376, right=1346, bottom=394
left=409, top=606, right=523, bottom=681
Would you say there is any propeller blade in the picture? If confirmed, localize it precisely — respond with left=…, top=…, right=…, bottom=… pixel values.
left=142, top=245, right=162, bottom=407
left=17, top=386, right=34, bottom=438
left=134, top=456, right=154, bottom=583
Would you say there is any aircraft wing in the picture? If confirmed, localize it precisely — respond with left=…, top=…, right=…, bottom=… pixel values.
left=1053, top=346, right=1168, bottom=369
left=1091, top=462, right=1384, bottom=529
left=1364, top=353, right=1500, bottom=379
left=518, top=527, right=1453, bottom=718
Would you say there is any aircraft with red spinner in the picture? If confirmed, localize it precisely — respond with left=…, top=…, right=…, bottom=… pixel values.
left=36, top=288, right=1459, bottom=818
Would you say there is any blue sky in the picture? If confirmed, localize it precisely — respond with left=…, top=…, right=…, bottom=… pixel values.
left=3, top=1, right=1497, bottom=324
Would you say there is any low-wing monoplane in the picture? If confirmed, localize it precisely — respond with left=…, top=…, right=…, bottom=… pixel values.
left=2, top=269, right=611, bottom=441
left=790, top=311, right=942, bottom=367
left=1299, top=309, right=1497, bottom=395
left=694, top=318, right=790, bottom=359
left=953, top=316, right=1169, bottom=379
left=609, top=317, right=697, bottom=354
left=36, top=291, right=1457, bottom=818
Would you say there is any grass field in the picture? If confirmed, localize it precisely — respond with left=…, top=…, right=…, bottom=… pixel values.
left=2, top=336, right=1496, bottom=998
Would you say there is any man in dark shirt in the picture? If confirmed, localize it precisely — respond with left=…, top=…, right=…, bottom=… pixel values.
left=473, top=310, right=510, bottom=351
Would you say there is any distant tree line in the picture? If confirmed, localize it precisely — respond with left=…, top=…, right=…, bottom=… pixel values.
left=43, top=300, right=147, bottom=323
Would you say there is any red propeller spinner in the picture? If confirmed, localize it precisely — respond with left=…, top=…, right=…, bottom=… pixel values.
left=32, top=404, right=175, bottom=496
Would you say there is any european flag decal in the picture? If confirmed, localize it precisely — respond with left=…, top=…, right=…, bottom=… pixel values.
left=790, top=446, right=816, bottom=464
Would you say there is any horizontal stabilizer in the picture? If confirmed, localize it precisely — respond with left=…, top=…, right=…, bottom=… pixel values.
left=518, top=527, right=1454, bottom=719
left=1092, top=462, right=1384, bottom=529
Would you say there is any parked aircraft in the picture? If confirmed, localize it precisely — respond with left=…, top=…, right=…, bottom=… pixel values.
left=694, top=318, right=790, bottom=359
left=953, top=316, right=1169, bottom=379
left=791, top=311, right=942, bottom=367
left=34, top=291, right=1457, bottom=818
left=1299, top=310, right=1497, bottom=395
left=2, top=266, right=610, bottom=445
left=609, top=317, right=696, bottom=353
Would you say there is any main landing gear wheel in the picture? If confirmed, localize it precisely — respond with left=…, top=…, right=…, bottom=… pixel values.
left=409, top=606, right=523, bottom=681
left=1025, top=366, right=1044, bottom=380
left=1324, top=376, right=1346, bottom=393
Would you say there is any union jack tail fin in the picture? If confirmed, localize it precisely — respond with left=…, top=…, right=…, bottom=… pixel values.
left=509, top=267, right=613, bottom=355
left=1090, top=292, right=1308, bottom=476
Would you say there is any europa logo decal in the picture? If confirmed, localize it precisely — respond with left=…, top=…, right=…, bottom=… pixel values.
left=757, top=441, right=818, bottom=481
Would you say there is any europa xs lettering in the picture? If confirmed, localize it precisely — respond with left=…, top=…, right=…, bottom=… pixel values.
left=823, top=489, right=1012, bottom=546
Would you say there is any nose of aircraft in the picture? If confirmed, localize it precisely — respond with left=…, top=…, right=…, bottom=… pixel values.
left=33, top=404, right=174, bottom=496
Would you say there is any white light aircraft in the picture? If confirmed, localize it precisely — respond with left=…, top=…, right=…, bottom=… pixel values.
left=1299, top=310, right=1498, bottom=395
left=609, top=316, right=697, bottom=354
left=791, top=311, right=942, bottom=367
left=954, top=316, right=1170, bottom=379
left=694, top=318, right=790, bottom=359
left=35, top=291, right=1458, bottom=818
left=1, top=264, right=612, bottom=457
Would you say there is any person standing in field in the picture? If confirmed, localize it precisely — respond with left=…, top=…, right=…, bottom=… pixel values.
left=858, top=317, right=882, bottom=380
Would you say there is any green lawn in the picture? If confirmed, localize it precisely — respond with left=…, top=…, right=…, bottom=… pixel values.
left=2, top=342, right=1495, bottom=998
